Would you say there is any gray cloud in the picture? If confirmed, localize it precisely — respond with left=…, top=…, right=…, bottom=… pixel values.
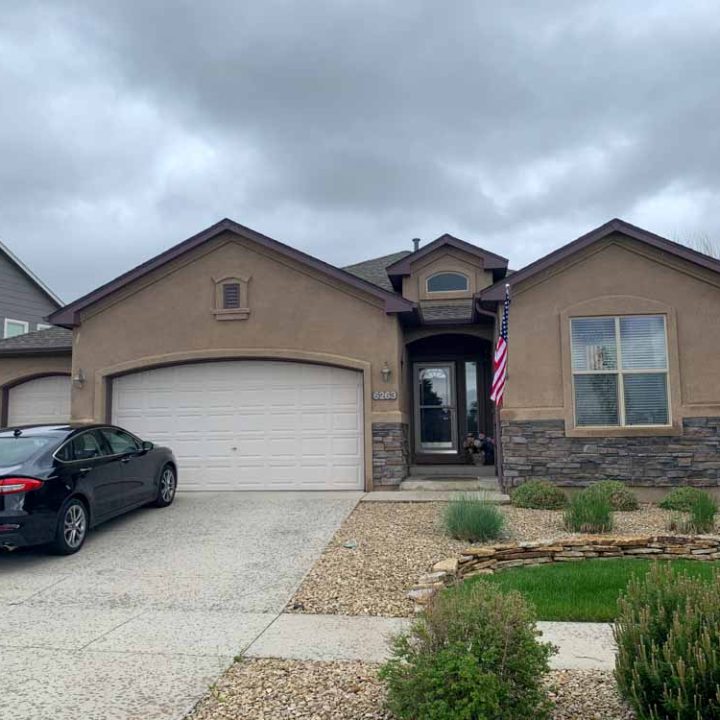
left=1, top=1, right=720, bottom=302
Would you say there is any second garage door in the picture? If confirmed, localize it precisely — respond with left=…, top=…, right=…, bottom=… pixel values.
left=111, top=361, right=364, bottom=491
left=8, top=375, right=71, bottom=426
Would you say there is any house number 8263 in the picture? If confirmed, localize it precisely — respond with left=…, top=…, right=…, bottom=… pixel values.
left=372, top=390, right=398, bottom=400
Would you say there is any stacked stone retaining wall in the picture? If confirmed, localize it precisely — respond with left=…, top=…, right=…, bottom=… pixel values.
left=409, top=534, right=720, bottom=612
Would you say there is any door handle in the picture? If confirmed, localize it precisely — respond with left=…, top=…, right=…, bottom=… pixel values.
left=120, top=457, right=130, bottom=464
left=78, top=467, right=92, bottom=475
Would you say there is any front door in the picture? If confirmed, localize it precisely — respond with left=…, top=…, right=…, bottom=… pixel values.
left=414, top=363, right=457, bottom=454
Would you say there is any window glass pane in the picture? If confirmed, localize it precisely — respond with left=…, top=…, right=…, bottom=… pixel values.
left=465, top=362, right=479, bottom=434
left=623, top=374, right=669, bottom=425
left=101, top=429, right=140, bottom=455
left=574, top=374, right=619, bottom=426
left=5, top=321, right=27, bottom=338
left=427, top=273, right=468, bottom=292
left=0, top=437, right=55, bottom=464
left=571, top=318, right=617, bottom=371
left=419, top=367, right=451, bottom=406
left=71, top=432, right=102, bottom=461
left=620, top=316, right=667, bottom=370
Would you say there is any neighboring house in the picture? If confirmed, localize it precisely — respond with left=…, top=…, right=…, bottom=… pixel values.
left=0, top=241, right=70, bottom=426
left=1, top=216, right=718, bottom=494
left=0, top=240, right=62, bottom=337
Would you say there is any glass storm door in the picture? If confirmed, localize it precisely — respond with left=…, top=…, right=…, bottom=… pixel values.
left=414, top=363, right=457, bottom=453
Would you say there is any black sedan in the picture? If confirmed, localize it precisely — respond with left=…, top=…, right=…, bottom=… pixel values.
left=0, top=424, right=177, bottom=555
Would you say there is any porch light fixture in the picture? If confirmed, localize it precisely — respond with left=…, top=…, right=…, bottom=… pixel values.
left=72, top=369, right=86, bottom=388
left=381, top=362, right=392, bottom=383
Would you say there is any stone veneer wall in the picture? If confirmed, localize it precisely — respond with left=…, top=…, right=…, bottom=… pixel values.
left=409, top=534, right=720, bottom=612
left=501, top=418, right=720, bottom=488
left=372, top=422, right=409, bottom=487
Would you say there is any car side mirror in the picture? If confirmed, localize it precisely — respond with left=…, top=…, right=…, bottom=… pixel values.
left=141, top=440, right=154, bottom=452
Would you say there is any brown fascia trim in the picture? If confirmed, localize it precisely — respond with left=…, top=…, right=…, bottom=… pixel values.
left=0, top=347, right=72, bottom=357
left=49, top=218, right=415, bottom=327
left=386, top=233, right=509, bottom=278
left=477, top=218, right=720, bottom=302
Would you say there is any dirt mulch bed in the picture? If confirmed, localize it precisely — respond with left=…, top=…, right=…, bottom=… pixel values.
left=187, top=658, right=634, bottom=720
left=288, top=502, right=679, bottom=617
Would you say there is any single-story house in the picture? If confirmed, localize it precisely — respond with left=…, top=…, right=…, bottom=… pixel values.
left=1, top=216, right=719, bottom=493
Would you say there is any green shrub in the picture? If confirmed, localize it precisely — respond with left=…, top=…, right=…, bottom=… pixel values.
left=564, top=486, right=613, bottom=533
left=614, top=564, right=720, bottom=719
left=668, top=491, right=718, bottom=534
left=380, top=582, right=554, bottom=720
left=687, top=491, right=718, bottom=533
left=444, top=494, right=505, bottom=543
left=659, top=487, right=707, bottom=512
left=592, top=480, right=639, bottom=511
left=511, top=480, right=567, bottom=510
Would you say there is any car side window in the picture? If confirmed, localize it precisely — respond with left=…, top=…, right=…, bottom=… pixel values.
left=69, top=432, right=104, bottom=461
left=100, top=428, right=141, bottom=456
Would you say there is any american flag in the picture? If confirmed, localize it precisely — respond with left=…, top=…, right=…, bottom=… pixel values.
left=490, top=284, right=511, bottom=406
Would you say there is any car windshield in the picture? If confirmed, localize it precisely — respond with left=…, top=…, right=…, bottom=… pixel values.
left=0, top=436, right=56, bottom=466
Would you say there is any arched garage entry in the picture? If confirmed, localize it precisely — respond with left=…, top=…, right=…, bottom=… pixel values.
left=110, top=360, right=364, bottom=491
left=4, top=374, right=71, bottom=426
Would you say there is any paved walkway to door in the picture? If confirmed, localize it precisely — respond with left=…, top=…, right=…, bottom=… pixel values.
left=0, top=491, right=361, bottom=720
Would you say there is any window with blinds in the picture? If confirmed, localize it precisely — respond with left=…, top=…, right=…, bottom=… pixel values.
left=570, top=315, right=669, bottom=427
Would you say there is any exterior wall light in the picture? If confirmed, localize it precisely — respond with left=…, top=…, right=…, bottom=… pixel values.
left=381, top=362, right=392, bottom=383
left=72, top=369, right=86, bottom=388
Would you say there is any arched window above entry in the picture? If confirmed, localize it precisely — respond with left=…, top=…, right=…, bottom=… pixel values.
left=426, top=272, right=469, bottom=293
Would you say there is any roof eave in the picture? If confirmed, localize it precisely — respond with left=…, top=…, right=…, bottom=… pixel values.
left=386, top=235, right=509, bottom=277
left=0, top=347, right=72, bottom=357
left=48, top=218, right=414, bottom=326
left=477, top=217, right=720, bottom=302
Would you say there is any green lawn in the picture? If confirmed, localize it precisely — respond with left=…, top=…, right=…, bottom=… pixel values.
left=454, top=559, right=719, bottom=622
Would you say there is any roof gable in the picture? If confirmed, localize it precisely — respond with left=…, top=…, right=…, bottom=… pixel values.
left=479, top=218, right=720, bottom=301
left=386, top=233, right=509, bottom=277
left=0, top=240, right=62, bottom=307
left=49, top=219, right=415, bottom=327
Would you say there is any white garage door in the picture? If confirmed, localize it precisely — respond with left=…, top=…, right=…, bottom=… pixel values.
left=8, top=375, right=71, bottom=426
left=111, top=361, right=364, bottom=491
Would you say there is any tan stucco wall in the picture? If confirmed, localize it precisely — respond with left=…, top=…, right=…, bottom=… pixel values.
left=401, top=249, right=494, bottom=301
left=502, top=233, right=720, bottom=433
left=70, top=232, right=407, bottom=487
left=0, top=353, right=72, bottom=423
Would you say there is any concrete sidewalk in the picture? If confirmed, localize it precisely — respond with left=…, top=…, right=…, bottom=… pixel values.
left=245, top=613, right=616, bottom=670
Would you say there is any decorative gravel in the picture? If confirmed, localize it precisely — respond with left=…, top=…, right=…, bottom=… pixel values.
left=549, top=670, right=635, bottom=720
left=188, top=658, right=391, bottom=720
left=288, top=501, right=679, bottom=617
left=187, top=659, right=634, bottom=720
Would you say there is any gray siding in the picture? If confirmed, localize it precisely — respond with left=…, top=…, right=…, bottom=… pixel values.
left=0, top=251, right=58, bottom=336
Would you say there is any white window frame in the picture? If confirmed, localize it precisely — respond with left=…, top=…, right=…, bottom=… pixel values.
left=426, top=272, right=469, bottom=294
left=4, top=318, right=29, bottom=338
left=571, top=314, right=671, bottom=428
left=36, top=323, right=51, bottom=331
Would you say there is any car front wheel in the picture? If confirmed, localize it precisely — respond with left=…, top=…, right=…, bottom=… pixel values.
left=51, top=499, right=88, bottom=555
left=153, top=465, right=176, bottom=508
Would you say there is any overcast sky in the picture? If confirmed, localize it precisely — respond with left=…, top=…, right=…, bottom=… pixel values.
left=2, top=1, right=720, bottom=303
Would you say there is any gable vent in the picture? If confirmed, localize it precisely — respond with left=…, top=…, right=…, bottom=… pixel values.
left=222, top=282, right=241, bottom=309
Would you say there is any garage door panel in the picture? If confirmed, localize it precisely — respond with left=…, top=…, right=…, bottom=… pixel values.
left=8, top=376, right=71, bottom=426
left=112, top=361, right=363, bottom=491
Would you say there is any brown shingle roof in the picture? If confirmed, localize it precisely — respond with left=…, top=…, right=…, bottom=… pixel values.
left=343, top=251, right=410, bottom=292
left=0, top=326, right=72, bottom=355
left=419, top=300, right=475, bottom=323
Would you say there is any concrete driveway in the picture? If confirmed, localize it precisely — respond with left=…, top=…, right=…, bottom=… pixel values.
left=1, top=491, right=361, bottom=720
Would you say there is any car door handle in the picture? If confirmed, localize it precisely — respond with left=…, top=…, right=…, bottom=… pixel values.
left=120, top=457, right=131, bottom=464
left=78, top=467, right=92, bottom=475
